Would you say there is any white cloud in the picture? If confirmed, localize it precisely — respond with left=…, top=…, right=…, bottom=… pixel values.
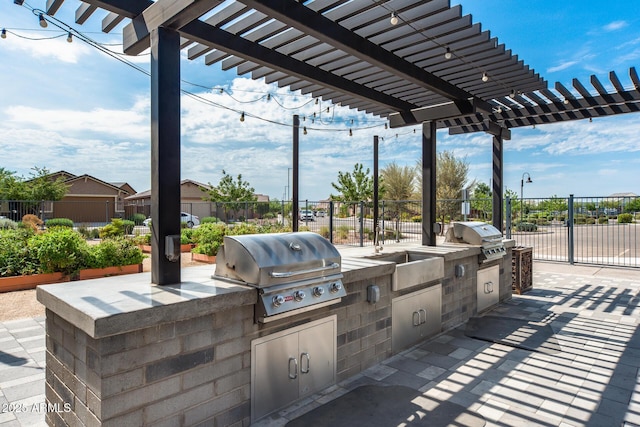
left=547, top=61, right=578, bottom=73
left=603, top=21, right=627, bottom=32
left=2, top=30, right=93, bottom=63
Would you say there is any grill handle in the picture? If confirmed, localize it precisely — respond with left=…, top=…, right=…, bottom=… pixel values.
left=269, top=262, right=340, bottom=278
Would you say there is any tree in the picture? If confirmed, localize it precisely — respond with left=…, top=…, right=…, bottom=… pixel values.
left=0, top=167, right=67, bottom=201
left=471, top=182, right=492, bottom=220
left=380, top=162, right=416, bottom=239
left=435, top=151, right=473, bottom=232
left=202, top=170, right=257, bottom=221
left=330, top=163, right=374, bottom=203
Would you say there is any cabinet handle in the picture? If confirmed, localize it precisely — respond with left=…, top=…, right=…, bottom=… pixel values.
left=300, top=352, right=310, bottom=374
left=412, top=311, right=421, bottom=326
left=418, top=308, right=427, bottom=325
left=484, top=281, right=493, bottom=294
left=288, top=357, right=298, bottom=379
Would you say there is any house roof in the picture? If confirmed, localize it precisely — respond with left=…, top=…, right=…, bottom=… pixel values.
left=125, top=179, right=212, bottom=200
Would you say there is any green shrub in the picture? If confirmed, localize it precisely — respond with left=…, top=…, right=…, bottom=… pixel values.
left=0, top=228, right=38, bottom=277
left=618, top=213, right=633, bottom=223
left=181, top=228, right=195, bottom=245
left=598, top=217, right=609, bottom=224
left=515, top=222, right=538, bottom=232
left=28, top=227, right=90, bottom=274
left=319, top=226, right=330, bottom=239
left=99, top=218, right=135, bottom=238
left=227, top=223, right=259, bottom=236
left=90, top=228, right=100, bottom=239
left=45, top=218, right=74, bottom=228
left=191, top=223, right=226, bottom=256
left=85, top=237, right=144, bottom=268
left=0, top=218, right=18, bottom=230
left=262, top=212, right=275, bottom=219
left=336, top=225, right=351, bottom=240
left=131, top=233, right=151, bottom=246
left=201, top=217, right=221, bottom=224
left=410, top=216, right=422, bottom=223
left=129, top=213, right=147, bottom=225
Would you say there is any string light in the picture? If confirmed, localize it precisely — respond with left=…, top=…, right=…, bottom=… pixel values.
left=66, top=32, right=72, bottom=43
left=482, top=72, right=489, bottom=82
left=509, top=89, right=515, bottom=98
left=444, top=47, right=452, bottom=60
left=390, top=12, right=399, bottom=26
left=38, top=13, right=47, bottom=28
left=349, top=128, right=353, bottom=136
left=240, top=112, right=245, bottom=122
left=1, top=29, right=6, bottom=39
left=303, top=126, right=307, bottom=135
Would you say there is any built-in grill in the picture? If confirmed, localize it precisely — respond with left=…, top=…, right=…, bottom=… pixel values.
left=445, top=221, right=506, bottom=263
left=213, top=232, right=345, bottom=323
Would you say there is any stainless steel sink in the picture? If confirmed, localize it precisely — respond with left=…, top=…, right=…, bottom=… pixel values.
left=366, top=251, right=444, bottom=291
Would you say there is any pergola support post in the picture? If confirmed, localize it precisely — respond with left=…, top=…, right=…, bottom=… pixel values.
left=492, top=134, right=504, bottom=233
left=292, top=114, right=299, bottom=232
left=422, top=121, right=437, bottom=246
left=150, top=26, right=181, bottom=285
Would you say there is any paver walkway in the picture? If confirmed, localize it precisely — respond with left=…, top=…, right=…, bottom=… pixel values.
left=2, top=263, right=640, bottom=426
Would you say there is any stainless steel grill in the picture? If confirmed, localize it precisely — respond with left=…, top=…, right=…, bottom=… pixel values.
left=213, top=232, right=345, bottom=323
left=445, top=221, right=506, bottom=263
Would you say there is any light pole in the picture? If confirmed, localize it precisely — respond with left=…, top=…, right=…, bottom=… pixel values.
left=520, top=172, right=532, bottom=224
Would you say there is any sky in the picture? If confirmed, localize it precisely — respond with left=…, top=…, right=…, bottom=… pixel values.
left=1, top=0, right=640, bottom=201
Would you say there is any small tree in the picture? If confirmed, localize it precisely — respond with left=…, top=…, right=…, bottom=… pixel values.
left=330, top=163, right=374, bottom=204
left=380, top=162, right=415, bottom=239
left=202, top=170, right=257, bottom=221
left=435, top=151, right=473, bottom=233
left=471, top=182, right=492, bottom=220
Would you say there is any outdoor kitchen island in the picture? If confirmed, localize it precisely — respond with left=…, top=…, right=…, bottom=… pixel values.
left=36, top=236, right=515, bottom=426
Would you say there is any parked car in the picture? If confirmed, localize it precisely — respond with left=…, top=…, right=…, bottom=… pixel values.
left=315, top=210, right=326, bottom=217
left=299, top=210, right=314, bottom=221
left=142, top=212, right=200, bottom=228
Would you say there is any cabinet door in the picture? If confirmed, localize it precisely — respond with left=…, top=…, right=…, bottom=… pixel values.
left=477, top=265, right=499, bottom=312
left=392, top=285, right=442, bottom=353
left=298, top=318, right=336, bottom=397
left=252, top=331, right=299, bottom=421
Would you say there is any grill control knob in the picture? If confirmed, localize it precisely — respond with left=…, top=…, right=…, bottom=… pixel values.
left=312, top=286, right=325, bottom=297
left=272, top=295, right=285, bottom=307
left=329, top=282, right=343, bottom=293
left=294, top=290, right=306, bottom=301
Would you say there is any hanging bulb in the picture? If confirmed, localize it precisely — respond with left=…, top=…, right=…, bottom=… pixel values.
left=266, top=93, right=271, bottom=101
left=67, top=32, right=73, bottom=43
left=384, top=123, right=388, bottom=129
left=350, top=119, right=354, bottom=125
left=444, top=47, right=452, bottom=60
left=481, top=72, right=489, bottom=82
left=390, top=12, right=399, bottom=26
left=314, top=98, right=319, bottom=105
left=219, top=88, right=224, bottom=94
left=563, top=98, right=570, bottom=105
left=39, top=13, right=47, bottom=28
left=349, top=128, right=353, bottom=137
left=589, top=117, right=593, bottom=123
left=303, top=126, right=307, bottom=135
left=326, top=106, right=330, bottom=113
left=509, top=89, right=515, bottom=99
left=240, top=112, right=245, bottom=122
left=1, top=29, right=6, bottom=39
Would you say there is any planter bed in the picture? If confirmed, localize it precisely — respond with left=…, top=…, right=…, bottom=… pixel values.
left=139, top=244, right=194, bottom=253
left=0, top=264, right=143, bottom=293
left=191, top=253, right=217, bottom=264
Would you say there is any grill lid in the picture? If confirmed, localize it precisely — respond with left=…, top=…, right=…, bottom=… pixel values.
left=213, top=232, right=342, bottom=286
left=447, top=221, right=503, bottom=245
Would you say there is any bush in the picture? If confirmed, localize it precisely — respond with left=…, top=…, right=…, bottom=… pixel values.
left=319, top=226, right=330, bottom=239
left=131, top=233, right=151, bottom=246
left=598, top=217, right=609, bottom=224
left=45, top=218, right=74, bottom=228
left=85, top=237, right=144, bottom=268
left=227, top=222, right=259, bottom=236
left=515, top=222, right=538, bottom=232
left=28, top=227, right=90, bottom=275
left=181, top=228, right=195, bottom=245
left=0, top=218, right=18, bottom=230
left=129, top=213, right=147, bottom=225
left=0, top=228, right=38, bottom=277
left=200, top=217, right=221, bottom=224
left=336, top=225, right=351, bottom=240
left=618, top=213, right=633, bottom=223
left=99, top=218, right=135, bottom=238
left=410, top=216, right=422, bottom=223
left=191, top=223, right=226, bottom=256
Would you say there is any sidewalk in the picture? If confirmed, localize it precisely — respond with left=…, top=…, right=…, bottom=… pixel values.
left=1, top=262, right=639, bottom=426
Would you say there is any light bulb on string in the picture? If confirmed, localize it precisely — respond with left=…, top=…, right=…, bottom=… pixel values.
left=39, top=13, right=48, bottom=28
left=482, top=72, right=489, bottom=82
left=303, top=126, right=307, bottom=135
left=390, top=12, right=399, bottom=25
left=67, top=32, right=73, bottom=43
left=240, top=112, right=245, bottom=122
left=1, top=29, right=6, bottom=39
left=444, top=47, right=452, bottom=60
left=349, top=129, right=353, bottom=137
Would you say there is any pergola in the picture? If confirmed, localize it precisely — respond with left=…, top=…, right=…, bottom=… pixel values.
left=43, top=0, right=640, bottom=284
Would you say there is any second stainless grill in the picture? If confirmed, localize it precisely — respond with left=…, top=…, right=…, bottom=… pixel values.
left=213, top=232, right=345, bottom=322
left=445, top=221, right=507, bottom=263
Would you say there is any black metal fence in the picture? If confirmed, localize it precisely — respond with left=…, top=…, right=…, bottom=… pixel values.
left=2, top=195, right=638, bottom=268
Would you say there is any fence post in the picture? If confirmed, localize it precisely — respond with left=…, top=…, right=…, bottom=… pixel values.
left=505, top=197, right=512, bottom=239
left=381, top=201, right=385, bottom=244
left=329, top=201, right=334, bottom=243
left=105, top=200, right=109, bottom=224
left=568, top=194, right=574, bottom=264
left=359, top=201, right=364, bottom=247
